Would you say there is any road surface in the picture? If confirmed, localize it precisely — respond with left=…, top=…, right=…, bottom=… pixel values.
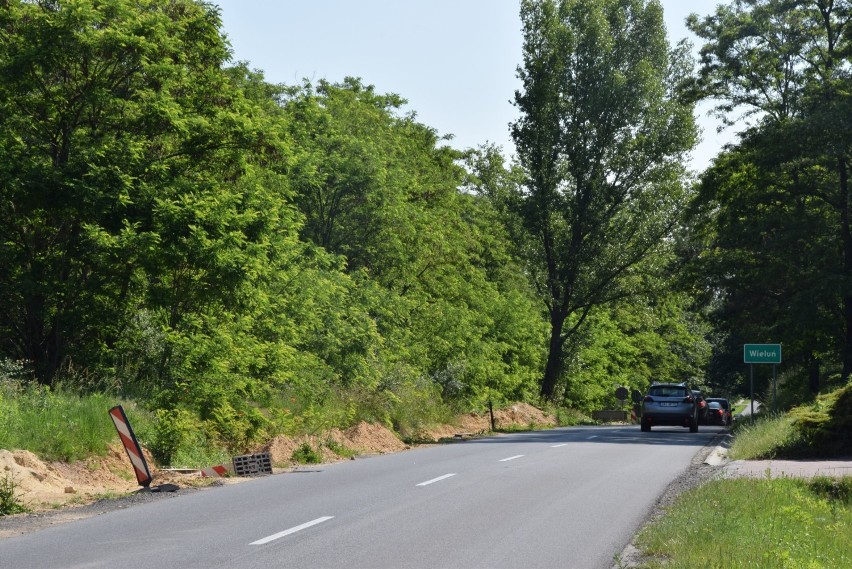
left=0, top=425, right=724, bottom=568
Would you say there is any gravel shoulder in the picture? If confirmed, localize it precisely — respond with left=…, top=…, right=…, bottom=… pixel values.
left=0, top=481, right=219, bottom=539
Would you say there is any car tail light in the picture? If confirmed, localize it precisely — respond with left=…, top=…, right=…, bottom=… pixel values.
left=684, top=396, right=694, bottom=403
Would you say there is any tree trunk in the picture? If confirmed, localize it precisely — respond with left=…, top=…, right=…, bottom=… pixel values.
left=843, top=299, right=852, bottom=382
left=23, top=293, right=55, bottom=385
left=540, top=308, right=565, bottom=400
left=839, top=155, right=852, bottom=382
left=807, top=352, right=820, bottom=394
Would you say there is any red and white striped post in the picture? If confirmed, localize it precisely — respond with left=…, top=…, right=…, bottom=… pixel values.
left=200, top=464, right=230, bottom=478
left=109, top=405, right=153, bottom=488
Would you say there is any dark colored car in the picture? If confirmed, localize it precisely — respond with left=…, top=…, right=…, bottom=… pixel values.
left=641, top=383, right=698, bottom=432
left=706, top=401, right=730, bottom=425
left=692, top=390, right=708, bottom=424
left=706, top=398, right=733, bottom=426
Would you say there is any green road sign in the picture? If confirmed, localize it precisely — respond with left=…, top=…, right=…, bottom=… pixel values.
left=744, top=344, right=782, bottom=364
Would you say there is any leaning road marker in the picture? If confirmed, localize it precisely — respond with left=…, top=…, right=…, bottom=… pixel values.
left=109, top=406, right=179, bottom=493
left=109, top=405, right=153, bottom=488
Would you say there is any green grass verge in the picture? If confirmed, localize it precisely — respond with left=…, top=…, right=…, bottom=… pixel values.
left=728, top=413, right=802, bottom=460
left=635, top=477, right=852, bottom=569
left=0, top=381, right=152, bottom=462
left=729, top=384, right=852, bottom=460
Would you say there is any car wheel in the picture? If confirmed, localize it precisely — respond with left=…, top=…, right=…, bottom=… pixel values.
left=641, top=420, right=651, bottom=432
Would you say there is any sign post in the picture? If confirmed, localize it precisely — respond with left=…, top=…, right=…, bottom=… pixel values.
left=743, top=344, right=782, bottom=417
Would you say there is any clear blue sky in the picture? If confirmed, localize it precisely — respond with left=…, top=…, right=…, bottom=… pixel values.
left=213, top=0, right=732, bottom=173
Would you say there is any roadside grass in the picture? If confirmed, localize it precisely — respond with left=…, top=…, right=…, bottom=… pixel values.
left=730, top=400, right=749, bottom=416
left=0, top=380, right=153, bottom=462
left=635, top=476, right=852, bottom=569
left=552, top=407, right=596, bottom=426
left=728, top=413, right=801, bottom=460
left=168, top=442, right=233, bottom=471
left=729, top=384, right=852, bottom=460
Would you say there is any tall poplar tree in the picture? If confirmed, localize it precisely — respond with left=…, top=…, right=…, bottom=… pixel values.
left=511, top=0, right=696, bottom=399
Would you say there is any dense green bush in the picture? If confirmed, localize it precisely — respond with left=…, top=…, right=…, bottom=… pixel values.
left=788, top=384, right=852, bottom=457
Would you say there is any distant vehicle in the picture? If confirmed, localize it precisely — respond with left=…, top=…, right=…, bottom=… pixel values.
left=706, top=398, right=733, bottom=426
left=641, top=382, right=698, bottom=433
left=705, top=401, right=730, bottom=426
left=692, top=390, right=708, bottom=424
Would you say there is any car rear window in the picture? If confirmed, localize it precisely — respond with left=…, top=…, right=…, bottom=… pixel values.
left=648, top=386, right=688, bottom=397
left=708, top=402, right=723, bottom=409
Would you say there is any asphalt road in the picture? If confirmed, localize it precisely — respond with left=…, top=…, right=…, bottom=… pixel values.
left=0, top=425, right=725, bottom=569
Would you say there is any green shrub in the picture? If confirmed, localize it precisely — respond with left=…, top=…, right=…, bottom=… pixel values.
left=291, top=442, right=322, bottom=464
left=148, top=408, right=201, bottom=466
left=323, top=439, right=357, bottom=459
left=808, top=476, right=852, bottom=505
left=0, top=474, right=29, bottom=516
left=788, top=384, right=852, bottom=457
left=384, top=378, right=455, bottom=438
left=144, top=407, right=234, bottom=468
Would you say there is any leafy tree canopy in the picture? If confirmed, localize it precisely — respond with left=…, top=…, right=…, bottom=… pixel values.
left=511, top=0, right=697, bottom=399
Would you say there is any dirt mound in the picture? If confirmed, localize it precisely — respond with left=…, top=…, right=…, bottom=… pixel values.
left=262, top=421, right=407, bottom=466
left=1, top=447, right=138, bottom=510
left=494, top=402, right=556, bottom=427
left=343, top=421, right=408, bottom=454
left=416, top=403, right=557, bottom=441
left=262, top=434, right=321, bottom=466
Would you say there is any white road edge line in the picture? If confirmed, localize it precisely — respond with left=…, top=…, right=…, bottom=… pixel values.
left=250, top=516, right=334, bottom=545
left=499, top=455, right=525, bottom=462
left=416, top=473, right=457, bottom=487
left=550, top=443, right=568, bottom=448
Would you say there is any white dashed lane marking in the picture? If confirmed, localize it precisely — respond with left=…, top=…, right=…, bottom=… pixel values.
left=251, top=516, right=334, bottom=545
left=416, top=473, right=457, bottom=487
left=499, top=455, right=525, bottom=462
